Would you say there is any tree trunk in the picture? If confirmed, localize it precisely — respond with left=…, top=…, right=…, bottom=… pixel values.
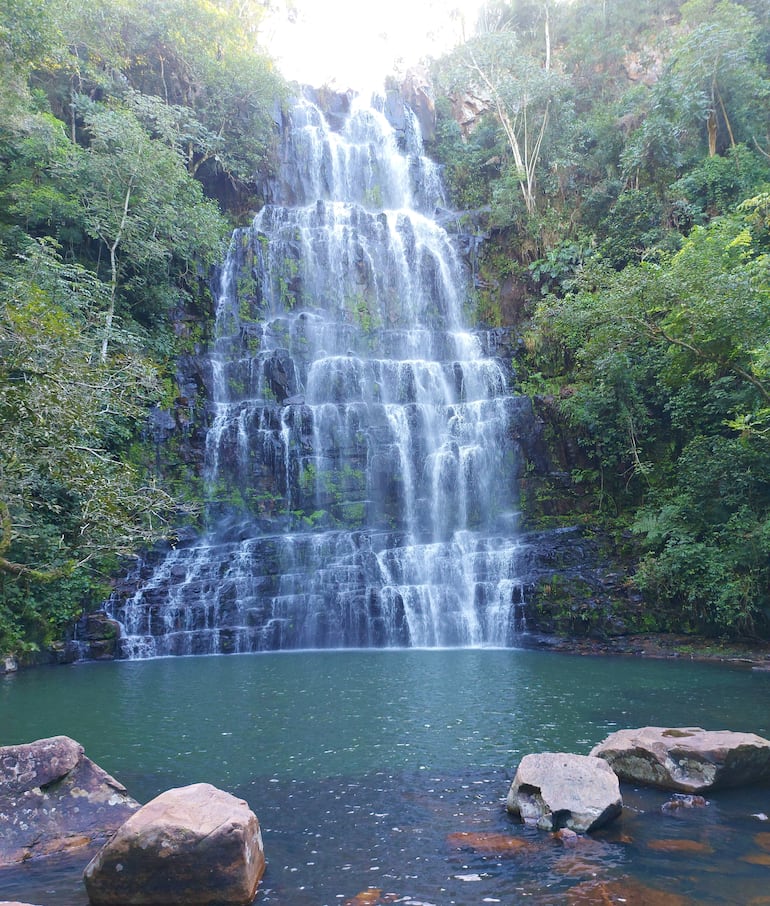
left=101, top=241, right=119, bottom=363
left=707, top=109, right=718, bottom=157
left=467, top=51, right=540, bottom=215
left=716, top=85, right=736, bottom=149
left=100, top=172, right=137, bottom=362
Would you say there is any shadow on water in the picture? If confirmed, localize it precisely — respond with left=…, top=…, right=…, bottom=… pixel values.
left=1, top=649, right=769, bottom=904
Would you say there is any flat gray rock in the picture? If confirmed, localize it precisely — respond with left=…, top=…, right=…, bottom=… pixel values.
left=83, top=782, right=265, bottom=905
left=590, top=726, right=770, bottom=792
left=506, top=752, right=622, bottom=833
left=0, top=736, right=139, bottom=865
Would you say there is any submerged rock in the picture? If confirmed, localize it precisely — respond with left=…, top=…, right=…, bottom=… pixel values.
left=755, top=831, right=770, bottom=851
left=446, top=831, right=534, bottom=854
left=506, top=752, right=622, bottom=833
left=566, top=877, right=695, bottom=904
left=83, top=782, right=264, bottom=905
left=647, top=838, right=714, bottom=854
left=0, top=736, right=139, bottom=865
left=590, top=726, right=770, bottom=792
left=661, top=793, right=709, bottom=811
left=343, top=892, right=387, bottom=906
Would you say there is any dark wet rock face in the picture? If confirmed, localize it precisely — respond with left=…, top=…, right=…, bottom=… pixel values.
left=75, top=612, right=121, bottom=660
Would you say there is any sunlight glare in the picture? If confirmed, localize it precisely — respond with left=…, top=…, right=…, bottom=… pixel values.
left=262, top=0, right=485, bottom=91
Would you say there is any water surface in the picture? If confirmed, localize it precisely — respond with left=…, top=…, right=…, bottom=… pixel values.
left=1, top=648, right=769, bottom=904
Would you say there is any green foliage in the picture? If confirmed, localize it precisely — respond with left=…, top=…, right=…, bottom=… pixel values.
left=0, top=0, right=285, bottom=653
left=672, top=144, right=770, bottom=223
left=441, top=3, right=770, bottom=640
left=433, top=26, right=575, bottom=222
left=622, top=1, right=770, bottom=179
left=596, top=188, right=680, bottom=268
left=40, top=0, right=286, bottom=201
left=60, top=96, right=227, bottom=340
left=634, top=436, right=770, bottom=635
left=528, top=239, right=591, bottom=295
left=0, top=241, right=190, bottom=651
left=526, top=196, right=770, bottom=635
left=432, top=99, right=502, bottom=209
left=439, top=0, right=770, bottom=276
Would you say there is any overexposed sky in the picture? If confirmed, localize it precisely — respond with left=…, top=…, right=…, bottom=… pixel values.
left=261, top=0, right=485, bottom=90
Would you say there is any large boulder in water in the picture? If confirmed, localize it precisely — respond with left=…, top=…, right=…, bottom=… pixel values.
left=590, top=726, right=770, bottom=792
left=83, top=782, right=265, bottom=905
left=506, top=752, right=622, bottom=833
left=0, top=736, right=139, bottom=865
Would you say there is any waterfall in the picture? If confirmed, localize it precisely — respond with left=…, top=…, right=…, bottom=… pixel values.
left=111, top=92, right=530, bottom=657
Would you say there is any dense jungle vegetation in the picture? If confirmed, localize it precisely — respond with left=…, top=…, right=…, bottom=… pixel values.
left=430, top=0, right=770, bottom=640
left=0, top=0, right=286, bottom=652
left=1, top=0, right=769, bottom=654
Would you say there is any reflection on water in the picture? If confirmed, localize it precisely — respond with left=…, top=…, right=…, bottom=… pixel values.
left=1, top=649, right=769, bottom=904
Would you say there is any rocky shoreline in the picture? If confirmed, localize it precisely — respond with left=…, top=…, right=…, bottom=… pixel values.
left=518, top=630, right=770, bottom=671
left=3, top=629, right=770, bottom=675
left=4, top=725, right=770, bottom=905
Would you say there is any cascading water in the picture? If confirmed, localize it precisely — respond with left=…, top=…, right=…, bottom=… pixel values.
left=111, top=91, right=532, bottom=657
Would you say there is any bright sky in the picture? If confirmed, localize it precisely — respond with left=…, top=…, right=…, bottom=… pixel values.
left=261, top=0, right=486, bottom=91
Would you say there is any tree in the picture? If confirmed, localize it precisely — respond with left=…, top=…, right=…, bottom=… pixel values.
left=0, top=240, right=187, bottom=650
left=60, top=97, right=225, bottom=358
left=435, top=27, right=572, bottom=219
left=52, top=0, right=286, bottom=196
left=534, top=197, right=770, bottom=633
left=622, top=0, right=770, bottom=181
left=679, top=0, right=769, bottom=156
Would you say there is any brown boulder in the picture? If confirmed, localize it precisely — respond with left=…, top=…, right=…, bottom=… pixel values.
left=591, top=727, right=770, bottom=792
left=506, top=752, right=622, bottom=833
left=83, top=782, right=265, bottom=905
left=449, top=91, right=490, bottom=138
left=0, top=736, right=139, bottom=865
left=401, top=66, right=435, bottom=142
